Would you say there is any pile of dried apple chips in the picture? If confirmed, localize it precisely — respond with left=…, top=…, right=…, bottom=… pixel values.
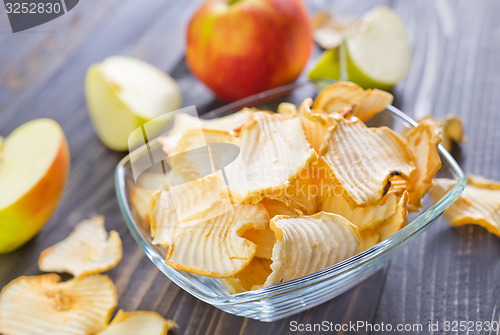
left=150, top=81, right=443, bottom=294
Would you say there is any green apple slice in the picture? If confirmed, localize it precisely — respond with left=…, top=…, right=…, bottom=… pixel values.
left=85, top=56, right=182, bottom=151
left=308, top=48, right=341, bottom=81
left=343, top=6, right=412, bottom=90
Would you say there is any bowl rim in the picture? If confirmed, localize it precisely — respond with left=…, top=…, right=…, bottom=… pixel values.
left=115, top=80, right=466, bottom=306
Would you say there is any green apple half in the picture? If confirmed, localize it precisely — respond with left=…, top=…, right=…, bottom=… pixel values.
left=86, top=56, right=182, bottom=151
left=309, top=6, right=412, bottom=91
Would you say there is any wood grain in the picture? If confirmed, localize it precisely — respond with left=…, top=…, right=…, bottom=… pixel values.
left=1, top=0, right=499, bottom=334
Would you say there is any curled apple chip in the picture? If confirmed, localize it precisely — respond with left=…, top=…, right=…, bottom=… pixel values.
left=38, top=216, right=122, bottom=277
left=159, top=110, right=254, bottom=154
left=358, top=230, right=380, bottom=252
left=241, top=197, right=305, bottom=259
left=150, top=173, right=229, bottom=247
left=320, top=118, right=414, bottom=207
left=150, top=190, right=177, bottom=247
left=0, top=274, right=117, bottom=335
left=165, top=202, right=269, bottom=277
left=442, top=114, right=466, bottom=151
left=357, top=191, right=408, bottom=251
left=277, top=102, right=297, bottom=117
left=467, top=175, right=500, bottom=190
left=313, top=81, right=393, bottom=121
left=170, top=128, right=236, bottom=156
left=263, top=212, right=360, bottom=286
left=242, top=225, right=276, bottom=259
left=406, top=118, right=442, bottom=211
left=377, top=191, right=409, bottom=240
left=224, top=112, right=317, bottom=202
left=319, top=191, right=400, bottom=230
left=98, top=310, right=177, bottom=335
left=130, top=186, right=156, bottom=225
left=166, top=128, right=238, bottom=181
left=297, top=98, right=338, bottom=153
left=430, top=177, right=500, bottom=237
left=220, top=257, right=272, bottom=294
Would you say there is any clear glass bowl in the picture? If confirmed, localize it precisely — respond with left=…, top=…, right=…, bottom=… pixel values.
left=115, top=80, right=466, bottom=322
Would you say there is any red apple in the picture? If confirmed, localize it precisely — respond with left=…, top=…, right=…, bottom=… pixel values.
left=186, top=0, right=313, bottom=102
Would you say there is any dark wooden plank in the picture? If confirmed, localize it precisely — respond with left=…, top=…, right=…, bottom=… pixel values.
left=373, top=0, right=500, bottom=334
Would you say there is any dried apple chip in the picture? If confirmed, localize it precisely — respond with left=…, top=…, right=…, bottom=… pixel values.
left=38, top=216, right=122, bottom=277
left=224, top=112, right=317, bottom=202
left=377, top=191, right=409, bottom=240
left=297, top=98, right=338, bottom=153
left=242, top=225, right=276, bottom=259
left=130, top=186, right=156, bottom=225
left=313, top=81, right=393, bottom=121
left=220, top=257, right=273, bottom=294
left=159, top=110, right=254, bottom=154
left=0, top=274, right=117, bottom=335
left=150, top=190, right=177, bottom=247
left=277, top=102, right=297, bottom=117
left=241, top=197, right=303, bottom=259
left=358, top=230, right=380, bottom=252
left=166, top=128, right=239, bottom=182
left=442, top=114, right=466, bottom=151
left=406, top=118, right=442, bottom=211
left=150, top=173, right=230, bottom=247
left=170, top=128, right=237, bottom=156
left=319, top=191, right=400, bottom=230
left=430, top=177, right=500, bottom=237
left=320, top=118, right=414, bottom=207
left=356, top=191, right=408, bottom=251
left=467, top=175, right=500, bottom=190
left=98, top=310, right=178, bottom=335
left=165, top=202, right=269, bottom=277
left=263, top=212, right=360, bottom=286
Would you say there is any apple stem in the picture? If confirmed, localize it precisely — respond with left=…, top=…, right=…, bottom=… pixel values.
left=228, top=0, right=243, bottom=5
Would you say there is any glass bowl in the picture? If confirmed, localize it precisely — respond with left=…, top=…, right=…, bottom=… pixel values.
left=115, top=80, right=466, bottom=322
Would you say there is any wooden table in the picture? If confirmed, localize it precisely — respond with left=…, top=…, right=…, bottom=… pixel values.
left=1, top=0, right=499, bottom=334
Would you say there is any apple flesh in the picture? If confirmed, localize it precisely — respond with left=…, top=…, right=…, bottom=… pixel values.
left=0, top=119, right=70, bottom=253
left=308, top=6, right=412, bottom=91
left=86, top=56, right=182, bottom=151
left=186, top=0, right=313, bottom=102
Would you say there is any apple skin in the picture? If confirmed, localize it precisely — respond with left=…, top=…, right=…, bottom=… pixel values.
left=186, top=0, right=313, bottom=102
left=0, top=130, right=70, bottom=254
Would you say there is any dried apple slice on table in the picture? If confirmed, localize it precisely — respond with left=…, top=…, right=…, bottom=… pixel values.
left=430, top=176, right=500, bottom=236
left=38, top=216, right=122, bottom=277
left=98, top=310, right=178, bottom=335
left=0, top=274, right=117, bottom=335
